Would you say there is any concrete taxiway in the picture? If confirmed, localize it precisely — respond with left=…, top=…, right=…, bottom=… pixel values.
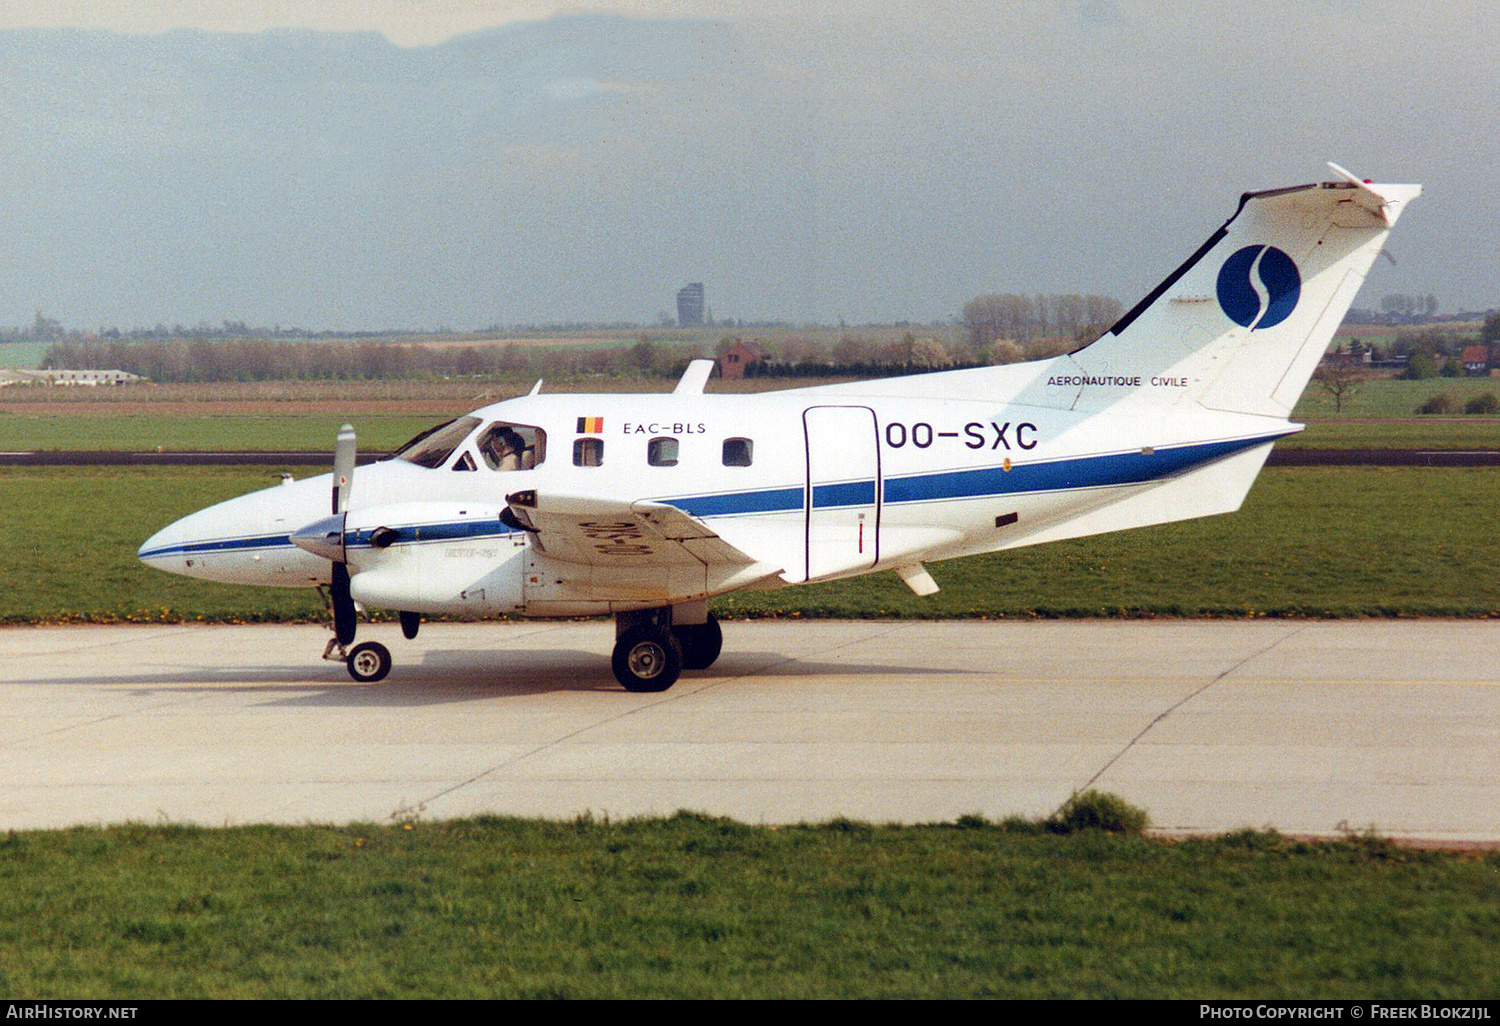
left=1, top=620, right=1496, bottom=840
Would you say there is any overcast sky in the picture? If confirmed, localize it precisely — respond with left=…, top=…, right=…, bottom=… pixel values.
left=0, top=1, right=1493, bottom=330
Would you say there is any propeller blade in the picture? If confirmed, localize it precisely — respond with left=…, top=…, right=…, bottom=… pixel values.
left=332, top=423, right=356, bottom=514
left=328, top=424, right=358, bottom=646
left=331, top=561, right=357, bottom=647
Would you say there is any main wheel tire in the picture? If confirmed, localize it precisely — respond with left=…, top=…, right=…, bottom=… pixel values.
left=673, top=613, right=723, bottom=670
left=612, top=625, right=682, bottom=692
left=346, top=641, right=392, bottom=683
left=399, top=611, right=421, bottom=640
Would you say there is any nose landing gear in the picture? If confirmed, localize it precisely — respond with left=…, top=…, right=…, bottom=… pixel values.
left=345, top=641, right=392, bottom=683
left=317, top=583, right=393, bottom=682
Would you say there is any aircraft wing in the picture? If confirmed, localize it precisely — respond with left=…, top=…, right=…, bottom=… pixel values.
left=505, top=489, right=776, bottom=571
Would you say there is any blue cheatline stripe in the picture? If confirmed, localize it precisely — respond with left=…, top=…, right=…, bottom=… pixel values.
left=347, top=520, right=514, bottom=549
left=140, top=434, right=1287, bottom=559
left=141, top=519, right=515, bottom=560
left=812, top=479, right=876, bottom=509
left=881, top=434, right=1279, bottom=506
left=661, top=432, right=1287, bottom=516
left=139, top=534, right=293, bottom=559
left=669, top=485, right=804, bottom=518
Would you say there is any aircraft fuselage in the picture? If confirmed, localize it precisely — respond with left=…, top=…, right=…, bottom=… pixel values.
left=139, top=386, right=1294, bottom=617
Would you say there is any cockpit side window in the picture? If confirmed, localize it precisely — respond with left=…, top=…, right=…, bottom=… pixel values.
left=476, top=422, right=547, bottom=472
left=391, top=416, right=482, bottom=469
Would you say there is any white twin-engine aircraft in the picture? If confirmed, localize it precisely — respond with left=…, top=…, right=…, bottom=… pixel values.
left=140, top=164, right=1419, bottom=691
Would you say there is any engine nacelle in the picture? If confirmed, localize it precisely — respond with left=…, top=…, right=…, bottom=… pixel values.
left=340, top=502, right=527, bottom=615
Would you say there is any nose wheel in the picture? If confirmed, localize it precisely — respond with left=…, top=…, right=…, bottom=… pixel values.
left=345, top=641, right=392, bottom=683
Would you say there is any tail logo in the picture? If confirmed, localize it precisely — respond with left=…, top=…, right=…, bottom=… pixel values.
left=1215, top=245, right=1301, bottom=330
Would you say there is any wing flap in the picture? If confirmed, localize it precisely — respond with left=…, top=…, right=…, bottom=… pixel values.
left=509, top=490, right=772, bottom=570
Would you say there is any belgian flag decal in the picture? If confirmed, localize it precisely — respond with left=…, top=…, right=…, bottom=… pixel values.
left=576, top=416, right=604, bottom=434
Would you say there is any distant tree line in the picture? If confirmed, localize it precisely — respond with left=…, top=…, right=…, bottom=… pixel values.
left=1342, top=294, right=1500, bottom=327
left=40, top=339, right=570, bottom=382
left=744, top=358, right=987, bottom=379
left=1330, top=317, right=1498, bottom=381
left=961, top=293, right=1122, bottom=349
left=35, top=298, right=1493, bottom=384
left=42, top=329, right=1005, bottom=383
left=39, top=335, right=967, bottom=382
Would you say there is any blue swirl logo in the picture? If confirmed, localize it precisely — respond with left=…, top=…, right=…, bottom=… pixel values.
left=1215, top=245, right=1301, bottom=330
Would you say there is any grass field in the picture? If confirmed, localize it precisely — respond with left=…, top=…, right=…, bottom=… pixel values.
left=3, top=465, right=1497, bottom=623
left=1291, top=375, right=1500, bottom=418
left=0, top=814, right=1494, bottom=999
left=1283, top=418, right=1500, bottom=450
left=0, top=340, right=53, bottom=369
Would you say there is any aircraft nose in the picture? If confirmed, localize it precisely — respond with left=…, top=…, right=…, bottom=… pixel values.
left=138, top=517, right=189, bottom=565
left=137, top=490, right=285, bottom=579
left=137, top=470, right=345, bottom=584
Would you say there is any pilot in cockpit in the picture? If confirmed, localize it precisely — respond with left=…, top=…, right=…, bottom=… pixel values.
left=476, top=426, right=520, bottom=471
left=497, top=429, right=524, bottom=471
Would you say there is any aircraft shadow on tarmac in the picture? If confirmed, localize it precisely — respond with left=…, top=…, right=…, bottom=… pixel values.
left=34, top=649, right=975, bottom=705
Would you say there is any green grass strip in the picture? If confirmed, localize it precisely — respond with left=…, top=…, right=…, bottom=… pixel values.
left=0, top=814, right=1496, bottom=998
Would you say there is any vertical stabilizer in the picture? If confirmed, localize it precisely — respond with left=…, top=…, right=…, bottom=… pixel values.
left=1061, top=167, right=1420, bottom=418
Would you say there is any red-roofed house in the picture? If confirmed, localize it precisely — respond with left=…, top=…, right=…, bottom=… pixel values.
left=1462, top=345, right=1490, bottom=375
left=719, top=340, right=771, bottom=380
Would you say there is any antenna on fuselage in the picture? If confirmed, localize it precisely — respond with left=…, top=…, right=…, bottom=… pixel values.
left=673, top=359, right=716, bottom=395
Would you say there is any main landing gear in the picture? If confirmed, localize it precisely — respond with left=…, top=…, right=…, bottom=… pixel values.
left=611, top=608, right=722, bottom=692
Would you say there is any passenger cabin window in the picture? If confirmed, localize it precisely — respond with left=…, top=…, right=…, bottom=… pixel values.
left=722, top=438, right=753, bottom=467
left=573, top=437, right=604, bottom=467
left=647, top=437, right=679, bottom=467
left=477, top=422, right=546, bottom=472
left=391, top=416, right=482, bottom=469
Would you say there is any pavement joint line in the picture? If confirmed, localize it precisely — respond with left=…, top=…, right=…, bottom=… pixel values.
left=388, top=691, right=704, bottom=822
left=1061, top=622, right=1312, bottom=811
left=386, top=621, right=918, bottom=821
left=2, top=625, right=204, bottom=662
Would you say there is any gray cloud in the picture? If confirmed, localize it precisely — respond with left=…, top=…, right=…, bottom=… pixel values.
left=0, top=4, right=1492, bottom=330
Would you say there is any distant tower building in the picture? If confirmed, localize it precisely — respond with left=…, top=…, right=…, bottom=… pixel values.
left=676, top=282, right=705, bottom=327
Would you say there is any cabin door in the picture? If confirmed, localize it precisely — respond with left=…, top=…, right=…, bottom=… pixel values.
left=803, top=405, right=881, bottom=581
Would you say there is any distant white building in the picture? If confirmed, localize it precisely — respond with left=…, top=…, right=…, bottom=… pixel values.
left=0, top=368, right=144, bottom=386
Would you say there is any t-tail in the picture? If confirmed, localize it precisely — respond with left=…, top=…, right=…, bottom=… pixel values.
left=1057, top=162, right=1421, bottom=419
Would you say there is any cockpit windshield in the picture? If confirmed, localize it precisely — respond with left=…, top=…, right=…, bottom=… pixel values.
left=390, top=416, right=482, bottom=469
